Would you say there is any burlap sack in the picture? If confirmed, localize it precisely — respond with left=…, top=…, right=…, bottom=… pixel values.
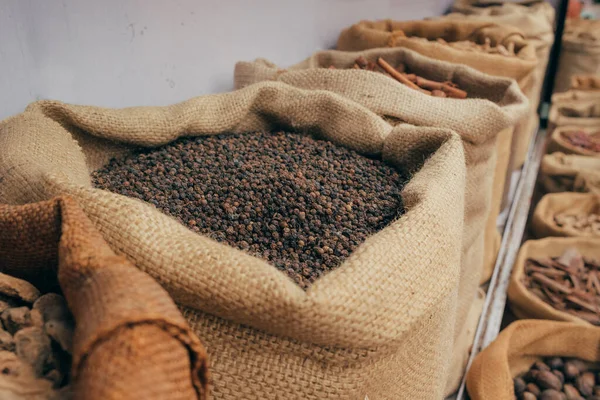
left=571, top=74, right=600, bottom=91
left=235, top=47, right=528, bottom=291
left=540, top=152, right=600, bottom=194
left=336, top=18, right=538, bottom=171
left=547, top=125, right=600, bottom=157
left=548, top=99, right=600, bottom=133
left=554, top=19, right=600, bottom=93
left=466, top=319, right=600, bottom=400
left=0, top=197, right=208, bottom=400
left=552, top=89, right=600, bottom=105
left=0, top=81, right=468, bottom=399
left=532, top=192, right=600, bottom=238
left=575, top=170, right=600, bottom=194
left=507, top=236, right=600, bottom=324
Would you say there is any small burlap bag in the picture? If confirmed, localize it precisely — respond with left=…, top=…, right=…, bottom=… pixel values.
left=540, top=152, right=600, bottom=194
left=466, top=319, right=600, bottom=400
left=0, top=197, right=208, bottom=400
left=548, top=99, right=600, bottom=133
left=507, top=236, right=600, bottom=324
left=0, top=81, right=468, bottom=399
left=554, top=19, right=600, bottom=93
left=335, top=18, right=538, bottom=170
left=532, top=192, right=600, bottom=238
left=571, top=75, right=600, bottom=91
left=235, top=46, right=528, bottom=291
left=548, top=125, right=600, bottom=157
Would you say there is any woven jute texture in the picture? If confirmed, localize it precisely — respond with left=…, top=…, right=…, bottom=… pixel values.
left=571, top=75, right=600, bottom=91
left=547, top=125, right=600, bottom=157
left=0, top=81, right=467, bottom=399
left=0, top=197, right=208, bottom=400
left=548, top=99, right=600, bottom=133
left=532, top=192, right=600, bottom=238
left=507, top=236, right=600, bottom=324
left=335, top=18, right=537, bottom=171
left=555, top=19, right=600, bottom=93
left=466, top=319, right=600, bottom=400
left=234, top=47, right=528, bottom=325
left=552, top=88, right=600, bottom=104
left=540, top=152, right=600, bottom=194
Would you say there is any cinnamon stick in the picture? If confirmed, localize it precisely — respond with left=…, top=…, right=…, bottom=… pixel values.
left=376, top=58, right=431, bottom=94
left=531, top=272, right=573, bottom=295
left=414, top=76, right=468, bottom=99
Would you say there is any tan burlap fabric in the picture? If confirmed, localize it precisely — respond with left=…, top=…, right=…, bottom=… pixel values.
left=0, top=197, right=208, bottom=400
left=548, top=99, right=600, bottom=133
left=575, top=170, right=600, bottom=194
left=532, top=192, right=600, bottom=238
left=547, top=125, right=600, bottom=157
left=0, top=81, right=468, bottom=399
left=508, top=236, right=600, bottom=323
left=466, top=319, right=600, bottom=400
left=540, top=152, right=600, bottom=194
left=552, top=88, right=600, bottom=104
left=571, top=75, right=600, bottom=91
left=335, top=18, right=538, bottom=170
left=234, top=47, right=528, bottom=292
left=555, top=19, right=600, bottom=93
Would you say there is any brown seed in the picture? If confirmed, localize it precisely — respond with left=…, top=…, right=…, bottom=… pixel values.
left=536, top=370, right=563, bottom=391
left=540, top=389, right=567, bottom=400
left=564, top=361, right=581, bottom=380
left=576, top=374, right=594, bottom=396
left=522, top=392, right=537, bottom=400
left=527, top=382, right=541, bottom=396
left=553, top=370, right=565, bottom=386
left=514, top=377, right=527, bottom=395
left=563, top=383, right=581, bottom=400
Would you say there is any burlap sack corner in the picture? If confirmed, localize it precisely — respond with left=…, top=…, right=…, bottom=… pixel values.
left=532, top=192, right=600, bottom=238
left=554, top=19, right=600, bottom=93
left=571, top=75, right=600, bottom=91
left=547, top=125, right=600, bottom=157
left=539, top=152, right=600, bottom=194
left=507, top=236, right=600, bottom=324
left=466, top=319, right=600, bottom=400
left=0, top=81, right=468, bottom=399
left=0, top=197, right=209, bottom=400
left=548, top=99, right=600, bottom=133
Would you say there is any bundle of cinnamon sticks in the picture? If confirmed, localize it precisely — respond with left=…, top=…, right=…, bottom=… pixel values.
left=523, top=248, right=600, bottom=325
left=328, top=56, right=468, bottom=99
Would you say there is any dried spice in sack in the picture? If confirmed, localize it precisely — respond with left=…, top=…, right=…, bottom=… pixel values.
left=555, top=213, right=600, bottom=235
left=328, top=56, right=467, bottom=98
left=92, top=131, right=408, bottom=289
left=522, top=248, right=600, bottom=325
left=431, top=37, right=518, bottom=57
left=514, top=356, right=600, bottom=400
left=0, top=273, right=73, bottom=400
left=561, top=131, right=600, bottom=153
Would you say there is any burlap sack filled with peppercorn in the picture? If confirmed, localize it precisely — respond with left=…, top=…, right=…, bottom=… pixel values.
left=547, top=126, right=600, bottom=158
left=554, top=19, right=600, bottom=94
left=532, top=192, right=600, bottom=239
left=0, top=197, right=208, bottom=400
left=507, top=237, right=600, bottom=325
left=539, top=152, right=600, bottom=194
left=335, top=19, right=538, bottom=172
left=0, top=81, right=469, bottom=399
left=548, top=99, right=600, bottom=133
left=466, top=319, right=600, bottom=400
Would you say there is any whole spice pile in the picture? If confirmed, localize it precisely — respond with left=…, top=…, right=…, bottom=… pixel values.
left=328, top=56, right=468, bottom=98
left=560, top=131, right=600, bottom=153
left=92, top=131, right=408, bottom=288
left=0, top=273, right=73, bottom=399
left=514, top=357, right=600, bottom=400
left=437, top=37, right=518, bottom=57
left=555, top=213, right=600, bottom=235
left=522, top=248, right=600, bottom=325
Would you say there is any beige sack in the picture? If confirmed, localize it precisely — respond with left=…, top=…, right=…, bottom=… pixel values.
left=235, top=46, right=528, bottom=294
left=0, top=81, right=468, bottom=400
left=571, top=74, right=600, bottom=91
left=552, top=89, right=600, bottom=104
left=532, top=192, right=600, bottom=238
left=554, top=19, right=600, bottom=93
left=548, top=99, right=600, bottom=132
left=507, top=236, right=600, bottom=324
left=336, top=18, right=536, bottom=172
left=466, top=319, right=600, bottom=400
left=548, top=125, right=600, bottom=157
left=540, top=152, right=600, bottom=194
left=575, top=170, right=600, bottom=194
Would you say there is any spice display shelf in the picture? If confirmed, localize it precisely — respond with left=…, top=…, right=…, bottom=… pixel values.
left=454, top=124, right=549, bottom=400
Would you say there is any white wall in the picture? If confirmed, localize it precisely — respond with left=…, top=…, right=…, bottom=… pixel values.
left=0, top=0, right=452, bottom=119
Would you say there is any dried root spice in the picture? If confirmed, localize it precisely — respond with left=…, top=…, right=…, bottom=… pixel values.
left=560, top=131, right=600, bottom=153
left=522, top=248, right=600, bottom=325
left=328, top=56, right=468, bottom=98
left=555, top=213, right=600, bottom=235
left=0, top=273, right=73, bottom=400
left=514, top=357, right=600, bottom=400
left=92, top=131, right=408, bottom=288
